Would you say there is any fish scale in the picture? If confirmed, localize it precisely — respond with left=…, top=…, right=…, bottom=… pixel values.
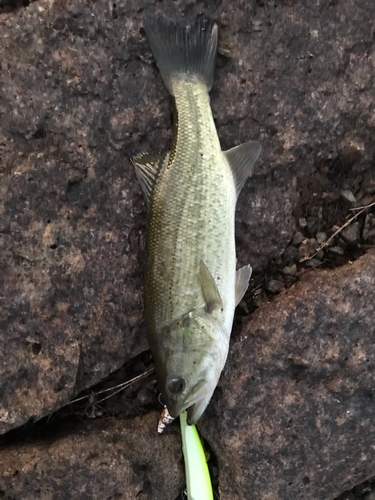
left=145, top=81, right=237, bottom=339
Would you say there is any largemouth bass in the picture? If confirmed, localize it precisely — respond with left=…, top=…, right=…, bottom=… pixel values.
left=132, top=15, right=261, bottom=425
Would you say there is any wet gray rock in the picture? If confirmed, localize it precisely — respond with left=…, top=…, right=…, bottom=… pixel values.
left=283, top=245, right=300, bottom=265
left=341, top=189, right=357, bottom=203
left=0, top=412, right=184, bottom=500
left=342, top=221, right=360, bottom=243
left=266, top=278, right=284, bottom=293
left=316, top=231, right=328, bottom=244
left=299, top=218, right=307, bottom=229
left=330, top=245, right=345, bottom=255
left=292, top=231, right=304, bottom=246
left=282, top=264, right=297, bottom=276
left=306, top=216, right=320, bottom=236
left=200, top=253, right=375, bottom=500
left=363, top=214, right=375, bottom=241
left=304, top=256, right=322, bottom=267
left=366, top=491, right=375, bottom=500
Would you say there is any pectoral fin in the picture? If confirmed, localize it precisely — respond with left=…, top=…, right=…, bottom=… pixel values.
left=224, top=141, right=261, bottom=198
left=235, top=265, right=252, bottom=306
left=198, top=260, right=223, bottom=314
left=131, top=152, right=169, bottom=208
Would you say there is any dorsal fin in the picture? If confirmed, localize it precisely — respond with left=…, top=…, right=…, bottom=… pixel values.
left=224, top=141, right=261, bottom=197
left=131, top=152, right=169, bottom=208
left=198, top=260, right=223, bottom=314
left=235, top=265, right=252, bottom=306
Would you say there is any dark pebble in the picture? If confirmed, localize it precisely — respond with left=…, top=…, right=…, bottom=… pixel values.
left=266, top=279, right=284, bottom=293
left=292, top=232, right=304, bottom=246
left=306, top=216, right=320, bottom=236
left=329, top=245, right=344, bottom=255
left=283, top=245, right=300, bottom=265
left=341, top=222, right=360, bottom=243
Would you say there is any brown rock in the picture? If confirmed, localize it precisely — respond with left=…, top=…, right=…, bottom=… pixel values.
left=0, top=0, right=150, bottom=434
left=199, top=253, right=375, bottom=500
left=0, top=412, right=184, bottom=499
left=1, top=0, right=374, bottom=436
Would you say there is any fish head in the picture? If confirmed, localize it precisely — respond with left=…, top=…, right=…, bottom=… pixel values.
left=154, top=309, right=229, bottom=425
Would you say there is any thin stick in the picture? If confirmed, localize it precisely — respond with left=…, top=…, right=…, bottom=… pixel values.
left=250, top=281, right=265, bottom=294
left=95, top=368, right=155, bottom=405
left=300, top=201, right=375, bottom=262
left=350, top=201, right=375, bottom=211
left=68, top=367, right=155, bottom=406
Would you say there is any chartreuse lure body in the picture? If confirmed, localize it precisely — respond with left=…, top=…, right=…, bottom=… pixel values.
left=132, top=15, right=261, bottom=425
left=180, top=411, right=213, bottom=500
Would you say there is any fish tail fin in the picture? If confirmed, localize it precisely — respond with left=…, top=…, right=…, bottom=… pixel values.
left=144, top=15, right=218, bottom=95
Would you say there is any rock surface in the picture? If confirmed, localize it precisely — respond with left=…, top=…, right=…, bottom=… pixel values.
left=200, top=252, right=375, bottom=500
left=1, top=0, right=374, bottom=434
left=0, top=412, right=184, bottom=499
left=0, top=0, right=375, bottom=497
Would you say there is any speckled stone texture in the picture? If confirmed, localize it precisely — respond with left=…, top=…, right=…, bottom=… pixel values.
left=0, top=0, right=152, bottom=434
left=0, top=0, right=374, bottom=490
left=199, top=252, right=375, bottom=500
left=0, top=412, right=184, bottom=499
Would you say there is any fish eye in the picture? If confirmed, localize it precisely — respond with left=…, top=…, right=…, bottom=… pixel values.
left=167, top=376, right=186, bottom=394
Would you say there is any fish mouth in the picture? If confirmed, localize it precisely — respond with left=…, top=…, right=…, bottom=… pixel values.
left=165, top=380, right=214, bottom=424
left=167, top=400, right=206, bottom=425
left=167, top=398, right=203, bottom=421
left=185, top=394, right=212, bottom=425
left=184, top=384, right=213, bottom=425
left=166, top=388, right=210, bottom=425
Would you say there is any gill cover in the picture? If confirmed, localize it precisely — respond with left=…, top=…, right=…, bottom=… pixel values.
left=155, top=308, right=228, bottom=425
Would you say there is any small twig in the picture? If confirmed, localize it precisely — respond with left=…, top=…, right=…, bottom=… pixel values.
left=349, top=201, right=375, bottom=211
left=69, top=367, right=155, bottom=406
left=95, top=367, right=155, bottom=405
left=250, top=281, right=265, bottom=295
left=300, top=201, right=375, bottom=262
